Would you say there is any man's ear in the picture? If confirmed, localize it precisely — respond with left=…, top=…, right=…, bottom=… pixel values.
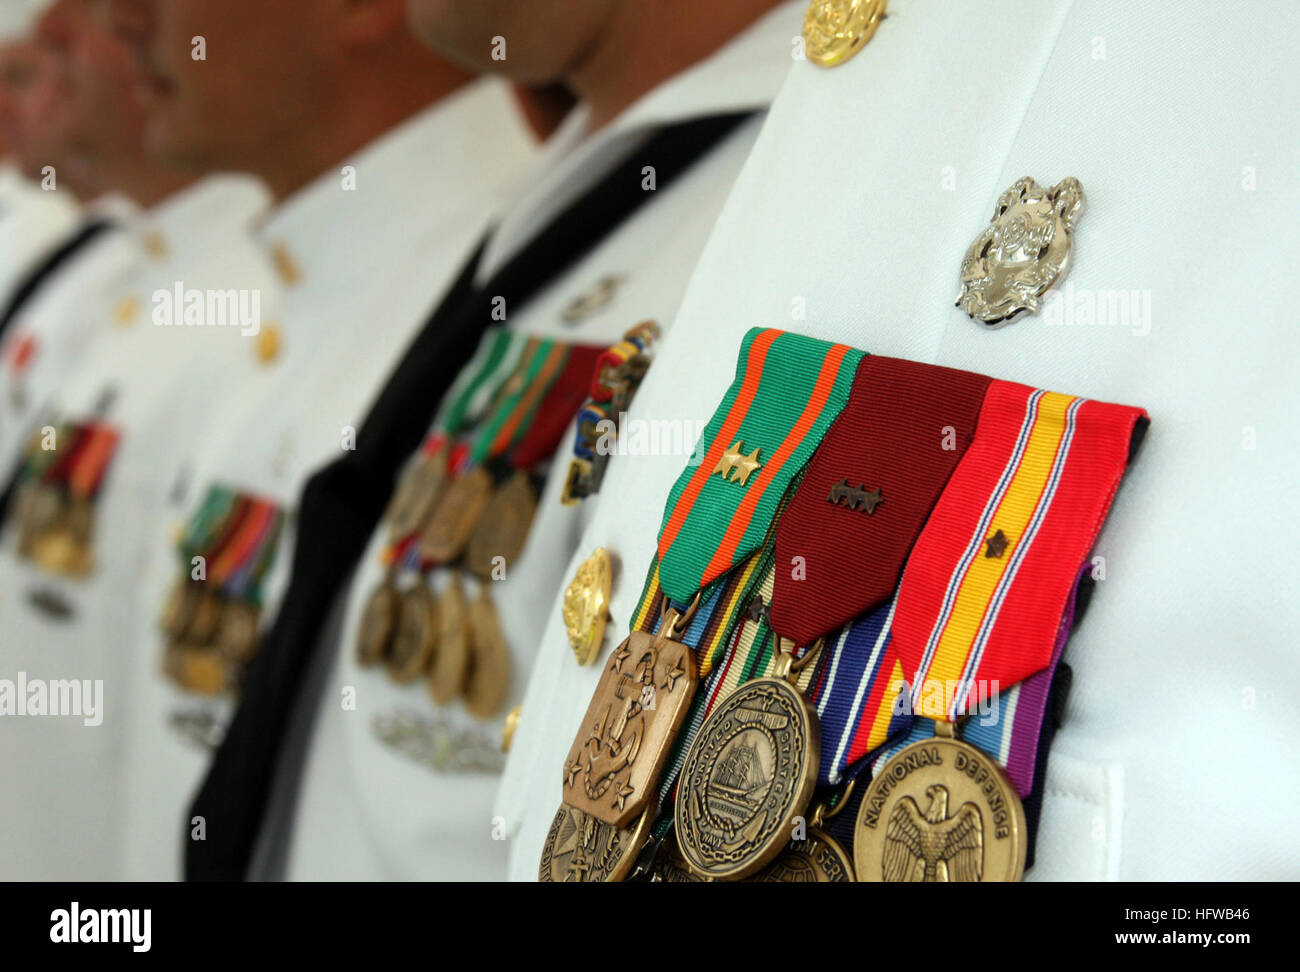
left=336, top=0, right=408, bottom=47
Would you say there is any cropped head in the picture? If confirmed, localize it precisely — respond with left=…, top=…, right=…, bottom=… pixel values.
left=108, top=0, right=469, bottom=194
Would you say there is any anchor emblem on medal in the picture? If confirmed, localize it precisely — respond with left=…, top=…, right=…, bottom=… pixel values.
left=956, top=176, right=1085, bottom=328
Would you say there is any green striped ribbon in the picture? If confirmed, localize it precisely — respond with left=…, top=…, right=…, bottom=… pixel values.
left=656, top=327, right=865, bottom=601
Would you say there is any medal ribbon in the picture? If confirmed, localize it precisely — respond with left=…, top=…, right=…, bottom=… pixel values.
left=871, top=563, right=1089, bottom=798
left=182, top=486, right=286, bottom=604
left=891, top=381, right=1146, bottom=720
left=656, top=328, right=864, bottom=601
left=771, top=355, right=991, bottom=645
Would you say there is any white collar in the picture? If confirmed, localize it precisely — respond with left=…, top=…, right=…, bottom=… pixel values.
left=143, top=175, right=269, bottom=268
left=477, top=0, right=802, bottom=281
left=258, top=79, right=528, bottom=290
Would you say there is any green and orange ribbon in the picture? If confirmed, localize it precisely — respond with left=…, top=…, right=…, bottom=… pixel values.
left=656, top=327, right=864, bottom=601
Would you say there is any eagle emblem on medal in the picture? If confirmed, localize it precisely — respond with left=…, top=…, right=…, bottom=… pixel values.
left=957, top=176, right=1085, bottom=327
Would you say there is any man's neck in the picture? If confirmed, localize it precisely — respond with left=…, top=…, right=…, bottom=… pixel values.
left=567, top=0, right=782, bottom=132
left=259, top=61, right=473, bottom=203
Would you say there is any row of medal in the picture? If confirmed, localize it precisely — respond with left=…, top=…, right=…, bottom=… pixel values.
left=158, top=485, right=286, bottom=696
left=353, top=323, right=661, bottom=732
left=543, top=327, right=1147, bottom=881
left=9, top=419, right=120, bottom=579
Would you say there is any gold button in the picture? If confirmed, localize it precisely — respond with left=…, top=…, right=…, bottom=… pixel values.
left=271, top=242, right=301, bottom=285
left=144, top=230, right=168, bottom=260
left=803, top=0, right=887, bottom=68
left=501, top=704, right=522, bottom=754
left=114, top=295, right=140, bottom=328
left=256, top=323, right=283, bottom=365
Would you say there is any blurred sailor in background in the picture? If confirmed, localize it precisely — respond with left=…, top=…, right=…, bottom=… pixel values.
left=0, top=0, right=272, bottom=881
left=185, top=0, right=807, bottom=881
left=106, top=0, right=535, bottom=880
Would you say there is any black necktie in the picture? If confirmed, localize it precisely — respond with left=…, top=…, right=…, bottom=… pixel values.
left=186, top=111, right=753, bottom=881
left=0, top=218, right=115, bottom=342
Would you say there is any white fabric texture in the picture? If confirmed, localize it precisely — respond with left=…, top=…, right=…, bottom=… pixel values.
left=501, top=0, right=1300, bottom=880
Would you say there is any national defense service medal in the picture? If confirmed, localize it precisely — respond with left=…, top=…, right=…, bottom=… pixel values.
left=956, top=176, right=1085, bottom=328
left=561, top=595, right=699, bottom=827
left=539, top=803, right=652, bottom=883
left=853, top=720, right=1026, bottom=881
left=675, top=642, right=820, bottom=880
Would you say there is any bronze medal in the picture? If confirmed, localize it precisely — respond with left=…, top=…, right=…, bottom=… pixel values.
left=853, top=721, right=1026, bottom=882
left=163, top=644, right=228, bottom=696
left=386, top=582, right=438, bottom=683
left=646, top=833, right=708, bottom=883
left=463, top=584, right=510, bottom=719
left=744, top=827, right=854, bottom=882
left=675, top=658, right=820, bottom=880
left=186, top=590, right=225, bottom=646
left=561, top=600, right=698, bottom=827
left=428, top=574, right=470, bottom=703
left=384, top=445, right=448, bottom=545
left=159, top=578, right=200, bottom=641
left=562, top=548, right=613, bottom=666
left=538, top=803, right=650, bottom=882
left=356, top=579, right=399, bottom=667
left=217, top=601, right=261, bottom=665
left=463, top=471, right=536, bottom=579
left=417, top=465, right=494, bottom=564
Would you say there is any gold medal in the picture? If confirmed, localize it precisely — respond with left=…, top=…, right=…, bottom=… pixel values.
left=463, top=583, right=510, bottom=719
left=803, top=0, right=887, bottom=68
left=384, top=445, right=448, bottom=545
left=538, top=803, right=650, bottom=882
left=159, top=578, right=200, bottom=641
left=561, top=547, right=612, bottom=665
left=356, top=578, right=399, bottom=667
left=217, top=601, right=261, bottom=665
left=744, top=786, right=857, bottom=882
left=675, top=644, right=819, bottom=880
left=418, top=465, right=494, bottom=563
left=386, top=582, right=438, bottom=683
left=163, top=644, right=228, bottom=696
left=561, top=597, right=699, bottom=826
left=428, top=574, right=470, bottom=704
left=186, top=590, right=225, bottom=646
left=464, top=470, right=536, bottom=579
left=853, top=720, right=1025, bottom=882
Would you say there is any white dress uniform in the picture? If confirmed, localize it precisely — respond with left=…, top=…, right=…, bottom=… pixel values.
left=117, top=79, right=534, bottom=880
left=0, top=163, right=81, bottom=306
left=271, top=1, right=805, bottom=881
left=0, top=193, right=147, bottom=480
left=500, top=0, right=1300, bottom=880
left=0, top=173, right=272, bottom=880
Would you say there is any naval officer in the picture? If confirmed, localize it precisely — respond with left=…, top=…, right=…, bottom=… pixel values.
left=501, top=0, right=1300, bottom=880
left=0, top=0, right=272, bottom=882
left=188, top=0, right=807, bottom=881
left=107, top=0, right=534, bottom=880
